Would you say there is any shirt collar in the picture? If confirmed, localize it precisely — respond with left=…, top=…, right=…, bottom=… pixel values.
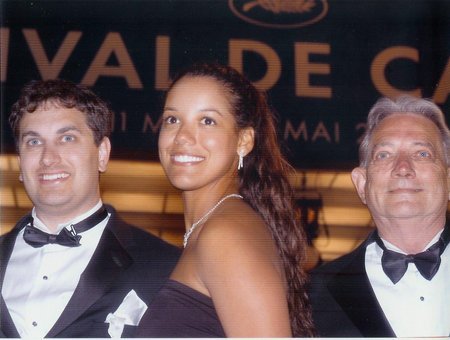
left=376, top=227, right=445, bottom=254
left=31, top=200, right=103, bottom=234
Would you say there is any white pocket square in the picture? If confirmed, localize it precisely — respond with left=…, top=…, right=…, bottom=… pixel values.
left=104, top=289, right=148, bottom=338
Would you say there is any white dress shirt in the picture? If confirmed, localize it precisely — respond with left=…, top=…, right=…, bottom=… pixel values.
left=366, top=228, right=450, bottom=337
left=2, top=201, right=109, bottom=339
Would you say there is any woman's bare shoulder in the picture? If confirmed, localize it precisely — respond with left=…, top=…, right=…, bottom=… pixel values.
left=197, top=199, right=272, bottom=247
left=193, top=199, right=280, bottom=273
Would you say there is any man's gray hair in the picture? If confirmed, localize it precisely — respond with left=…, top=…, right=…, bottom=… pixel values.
left=359, top=95, right=450, bottom=167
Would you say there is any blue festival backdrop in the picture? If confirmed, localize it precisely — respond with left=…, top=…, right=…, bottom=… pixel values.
left=1, top=0, right=449, bottom=170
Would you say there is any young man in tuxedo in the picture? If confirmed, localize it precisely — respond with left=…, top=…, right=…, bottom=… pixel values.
left=309, top=95, right=450, bottom=337
left=0, top=79, right=180, bottom=338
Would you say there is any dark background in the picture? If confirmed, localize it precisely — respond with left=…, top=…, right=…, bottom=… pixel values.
left=1, top=0, right=449, bottom=170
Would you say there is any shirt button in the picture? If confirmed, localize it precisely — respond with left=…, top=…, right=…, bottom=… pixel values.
left=420, top=296, right=425, bottom=301
left=32, top=321, right=38, bottom=327
left=43, top=276, right=48, bottom=280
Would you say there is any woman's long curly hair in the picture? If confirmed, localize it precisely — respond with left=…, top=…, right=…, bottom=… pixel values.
left=168, top=63, right=315, bottom=336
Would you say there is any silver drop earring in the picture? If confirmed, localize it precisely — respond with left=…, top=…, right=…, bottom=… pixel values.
left=238, top=151, right=244, bottom=170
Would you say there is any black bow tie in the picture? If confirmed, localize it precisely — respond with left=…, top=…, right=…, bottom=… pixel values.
left=374, top=226, right=449, bottom=284
left=23, top=206, right=108, bottom=248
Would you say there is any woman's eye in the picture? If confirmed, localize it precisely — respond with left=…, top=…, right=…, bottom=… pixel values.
left=201, top=117, right=216, bottom=126
left=164, top=116, right=178, bottom=124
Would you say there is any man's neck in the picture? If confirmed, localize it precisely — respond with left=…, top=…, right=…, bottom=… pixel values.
left=375, top=216, right=446, bottom=254
left=33, top=201, right=103, bottom=233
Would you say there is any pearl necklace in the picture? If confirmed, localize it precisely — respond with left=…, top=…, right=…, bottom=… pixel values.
left=183, top=193, right=243, bottom=248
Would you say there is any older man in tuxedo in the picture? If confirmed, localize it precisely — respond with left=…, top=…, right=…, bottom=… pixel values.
left=309, top=95, right=450, bottom=337
left=0, top=79, right=180, bottom=338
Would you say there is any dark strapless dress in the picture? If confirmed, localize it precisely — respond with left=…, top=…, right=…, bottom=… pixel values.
left=136, top=279, right=226, bottom=338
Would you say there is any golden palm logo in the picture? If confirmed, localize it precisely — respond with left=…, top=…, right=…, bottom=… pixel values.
left=229, top=0, right=328, bottom=28
left=242, top=0, right=316, bottom=13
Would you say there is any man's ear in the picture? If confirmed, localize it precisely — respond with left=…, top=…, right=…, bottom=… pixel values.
left=237, top=127, right=255, bottom=157
left=351, top=167, right=368, bottom=205
left=17, top=156, right=23, bottom=182
left=447, top=167, right=450, bottom=201
left=98, top=137, right=111, bottom=173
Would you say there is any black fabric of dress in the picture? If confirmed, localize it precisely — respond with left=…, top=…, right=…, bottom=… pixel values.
left=136, top=279, right=226, bottom=338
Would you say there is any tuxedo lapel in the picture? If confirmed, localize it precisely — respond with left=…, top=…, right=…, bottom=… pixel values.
left=46, top=223, right=133, bottom=338
left=327, top=239, right=395, bottom=337
left=0, top=215, right=30, bottom=285
left=0, top=295, right=19, bottom=338
left=0, top=215, right=29, bottom=338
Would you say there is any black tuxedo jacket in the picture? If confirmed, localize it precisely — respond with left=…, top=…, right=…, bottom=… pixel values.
left=308, top=233, right=396, bottom=337
left=0, top=205, right=181, bottom=338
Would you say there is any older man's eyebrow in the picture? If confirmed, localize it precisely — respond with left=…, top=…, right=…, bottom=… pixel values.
left=412, top=141, right=434, bottom=149
left=371, top=141, right=393, bottom=150
left=371, top=140, right=437, bottom=154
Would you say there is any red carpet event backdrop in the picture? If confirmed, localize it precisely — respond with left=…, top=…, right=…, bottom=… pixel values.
left=1, top=0, right=449, bottom=169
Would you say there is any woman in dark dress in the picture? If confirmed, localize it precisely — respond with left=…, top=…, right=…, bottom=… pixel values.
left=136, top=63, right=315, bottom=337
